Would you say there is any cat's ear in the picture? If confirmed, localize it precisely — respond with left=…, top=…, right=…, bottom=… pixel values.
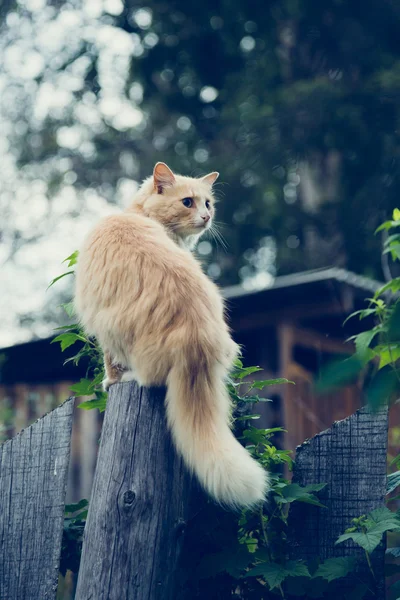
left=153, top=162, right=175, bottom=194
left=201, top=172, right=219, bottom=186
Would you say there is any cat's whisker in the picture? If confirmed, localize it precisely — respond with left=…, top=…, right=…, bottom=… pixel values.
left=211, top=221, right=228, bottom=248
left=209, top=224, right=228, bottom=253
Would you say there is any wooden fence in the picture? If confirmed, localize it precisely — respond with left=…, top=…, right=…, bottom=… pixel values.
left=0, top=382, right=389, bottom=600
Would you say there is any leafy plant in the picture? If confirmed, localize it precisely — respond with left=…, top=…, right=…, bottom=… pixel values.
left=185, top=363, right=370, bottom=599
left=49, top=251, right=107, bottom=411
left=319, top=209, right=400, bottom=410
left=60, top=499, right=88, bottom=577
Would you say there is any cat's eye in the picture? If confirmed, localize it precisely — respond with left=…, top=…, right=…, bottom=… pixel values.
left=182, top=197, right=193, bottom=208
left=205, top=200, right=211, bottom=209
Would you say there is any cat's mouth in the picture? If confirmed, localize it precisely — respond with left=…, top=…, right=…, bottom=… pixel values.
left=194, top=220, right=211, bottom=230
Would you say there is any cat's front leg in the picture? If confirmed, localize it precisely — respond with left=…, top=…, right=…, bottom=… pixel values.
left=103, top=351, right=126, bottom=391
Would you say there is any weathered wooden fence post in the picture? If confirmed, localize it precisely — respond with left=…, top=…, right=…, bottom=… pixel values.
left=75, top=381, right=192, bottom=600
left=288, top=405, right=388, bottom=599
left=0, top=397, right=74, bottom=600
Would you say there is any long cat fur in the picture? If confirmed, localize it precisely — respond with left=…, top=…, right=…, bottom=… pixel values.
left=74, top=162, right=268, bottom=508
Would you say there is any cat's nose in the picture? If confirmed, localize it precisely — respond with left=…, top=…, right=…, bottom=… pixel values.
left=201, top=214, right=210, bottom=223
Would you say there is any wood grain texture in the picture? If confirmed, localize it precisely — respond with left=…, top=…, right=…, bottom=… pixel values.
left=0, top=397, right=74, bottom=600
left=75, top=382, right=192, bottom=600
left=288, top=405, right=388, bottom=599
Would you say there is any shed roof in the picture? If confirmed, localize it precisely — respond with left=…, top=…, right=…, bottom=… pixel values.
left=223, top=267, right=381, bottom=300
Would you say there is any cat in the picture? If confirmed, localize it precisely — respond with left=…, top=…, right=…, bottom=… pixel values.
left=74, top=162, right=268, bottom=508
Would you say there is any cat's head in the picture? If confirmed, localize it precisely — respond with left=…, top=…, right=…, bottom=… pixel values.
left=133, top=162, right=219, bottom=246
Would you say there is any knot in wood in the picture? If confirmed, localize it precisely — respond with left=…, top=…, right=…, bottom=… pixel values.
left=123, top=490, right=136, bottom=506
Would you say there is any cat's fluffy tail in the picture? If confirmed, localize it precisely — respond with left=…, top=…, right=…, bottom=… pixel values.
left=165, top=361, right=269, bottom=508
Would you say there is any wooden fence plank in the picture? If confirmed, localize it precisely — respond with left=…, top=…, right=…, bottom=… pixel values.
left=0, top=397, right=74, bottom=600
left=288, top=405, right=388, bottom=599
left=75, top=382, right=192, bottom=600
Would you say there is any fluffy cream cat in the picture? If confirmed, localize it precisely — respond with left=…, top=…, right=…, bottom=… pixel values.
left=74, top=162, right=268, bottom=508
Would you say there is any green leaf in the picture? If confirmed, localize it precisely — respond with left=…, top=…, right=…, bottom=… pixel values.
left=285, top=561, right=311, bottom=578
left=384, top=233, right=400, bottom=248
left=246, top=561, right=310, bottom=589
left=336, top=507, right=400, bottom=553
left=241, top=395, right=273, bottom=403
left=235, top=414, right=261, bottom=421
left=336, top=531, right=383, bottom=553
left=53, top=323, right=81, bottom=332
left=242, top=427, right=269, bottom=445
left=65, top=499, right=88, bottom=515
left=386, top=471, right=400, bottom=494
left=63, top=250, right=79, bottom=268
left=387, top=243, right=400, bottom=261
left=378, top=345, right=400, bottom=369
left=375, top=220, right=400, bottom=233
left=316, top=356, right=364, bottom=393
left=61, top=301, right=76, bottom=318
left=246, top=562, right=287, bottom=588
left=366, top=366, right=398, bottom=410
left=366, top=507, right=400, bottom=531
left=70, top=378, right=95, bottom=396
left=52, top=333, right=86, bottom=352
left=47, top=270, right=75, bottom=289
left=231, top=366, right=263, bottom=379
left=251, top=378, right=294, bottom=389
left=78, top=397, right=107, bottom=412
left=275, top=483, right=326, bottom=508
left=353, top=329, right=379, bottom=363
left=343, top=308, right=377, bottom=324
left=387, top=301, right=400, bottom=341
left=313, top=557, right=356, bottom=582
left=394, top=208, right=400, bottom=221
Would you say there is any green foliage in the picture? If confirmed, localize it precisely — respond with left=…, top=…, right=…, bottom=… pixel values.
left=387, top=471, right=400, bottom=495
left=63, top=251, right=79, bottom=268
left=47, top=271, right=75, bottom=290
left=52, top=332, right=87, bottom=352
left=190, top=367, right=375, bottom=599
left=336, top=508, right=400, bottom=554
left=319, top=210, right=400, bottom=412
left=60, top=499, right=88, bottom=577
left=50, top=254, right=106, bottom=409
left=312, top=557, right=357, bottom=583
left=274, top=483, right=326, bottom=509
left=245, top=560, right=310, bottom=589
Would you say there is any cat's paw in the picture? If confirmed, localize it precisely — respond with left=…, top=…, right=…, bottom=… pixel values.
left=120, top=370, right=138, bottom=384
left=103, top=377, right=119, bottom=392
